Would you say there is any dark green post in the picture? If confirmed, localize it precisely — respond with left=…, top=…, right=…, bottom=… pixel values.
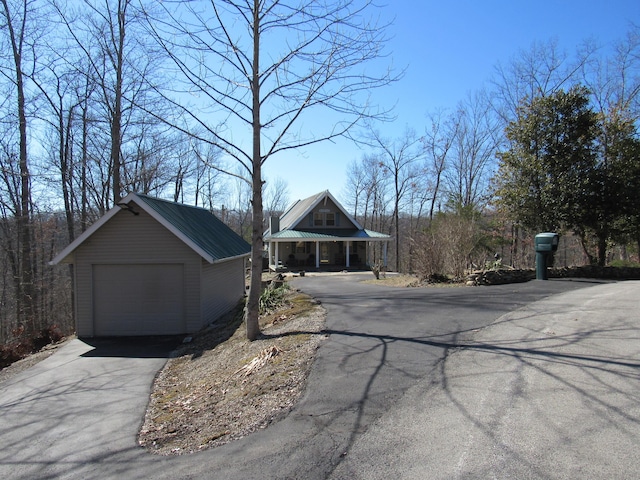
left=536, top=251, right=548, bottom=280
left=534, top=233, right=559, bottom=280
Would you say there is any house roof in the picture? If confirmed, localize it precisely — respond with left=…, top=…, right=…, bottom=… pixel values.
left=268, top=229, right=390, bottom=241
left=270, top=190, right=363, bottom=234
left=51, top=193, right=251, bottom=265
left=264, top=190, right=389, bottom=241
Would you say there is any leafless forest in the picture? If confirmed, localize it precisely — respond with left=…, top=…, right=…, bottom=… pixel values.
left=1, top=1, right=638, bottom=351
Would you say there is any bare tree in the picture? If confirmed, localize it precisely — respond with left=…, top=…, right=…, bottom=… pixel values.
left=192, top=139, right=227, bottom=211
left=491, top=38, right=587, bottom=126
left=423, top=108, right=459, bottom=220
left=0, top=0, right=39, bottom=335
left=404, top=170, right=431, bottom=272
left=345, top=152, right=390, bottom=265
left=222, top=170, right=253, bottom=240
left=366, top=126, right=423, bottom=271
left=343, top=158, right=368, bottom=219
left=144, top=0, right=396, bottom=339
left=31, top=44, right=87, bottom=244
left=56, top=0, right=167, bottom=206
left=263, top=176, right=290, bottom=220
left=347, top=153, right=388, bottom=229
left=445, top=90, right=500, bottom=210
left=583, top=25, right=640, bottom=120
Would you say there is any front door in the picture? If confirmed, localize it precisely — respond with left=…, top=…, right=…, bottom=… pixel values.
left=320, top=243, right=329, bottom=264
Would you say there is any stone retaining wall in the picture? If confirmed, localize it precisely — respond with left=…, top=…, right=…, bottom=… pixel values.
left=466, top=266, right=640, bottom=286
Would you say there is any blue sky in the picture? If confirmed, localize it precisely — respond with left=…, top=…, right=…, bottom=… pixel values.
left=263, top=0, right=640, bottom=207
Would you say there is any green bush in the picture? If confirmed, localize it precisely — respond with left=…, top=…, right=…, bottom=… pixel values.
left=259, top=283, right=289, bottom=314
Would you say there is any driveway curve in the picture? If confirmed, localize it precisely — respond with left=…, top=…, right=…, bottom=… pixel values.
left=1, top=275, right=631, bottom=479
left=328, top=279, right=640, bottom=479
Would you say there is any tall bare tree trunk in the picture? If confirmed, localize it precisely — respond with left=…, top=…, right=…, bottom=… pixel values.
left=2, top=0, right=35, bottom=334
left=111, top=4, right=126, bottom=204
left=81, top=96, right=90, bottom=232
left=245, top=0, right=263, bottom=341
left=143, top=0, right=395, bottom=339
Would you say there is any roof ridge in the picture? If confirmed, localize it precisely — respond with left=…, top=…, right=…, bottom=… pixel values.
left=135, top=193, right=211, bottom=213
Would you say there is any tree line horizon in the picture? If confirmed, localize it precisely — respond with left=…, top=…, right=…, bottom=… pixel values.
left=0, top=0, right=638, bottom=346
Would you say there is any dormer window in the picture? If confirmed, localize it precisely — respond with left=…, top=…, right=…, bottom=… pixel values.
left=325, top=213, right=335, bottom=226
left=313, top=210, right=335, bottom=227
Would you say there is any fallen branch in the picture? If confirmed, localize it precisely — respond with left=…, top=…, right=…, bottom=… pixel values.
left=236, top=345, right=283, bottom=377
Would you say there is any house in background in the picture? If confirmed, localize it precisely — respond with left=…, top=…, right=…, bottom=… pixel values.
left=51, top=193, right=250, bottom=337
left=263, top=190, right=390, bottom=271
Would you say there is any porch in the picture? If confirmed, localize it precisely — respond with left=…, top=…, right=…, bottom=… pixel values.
left=267, top=238, right=388, bottom=272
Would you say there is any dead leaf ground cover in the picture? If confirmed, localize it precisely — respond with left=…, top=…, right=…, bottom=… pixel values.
left=138, top=285, right=326, bottom=455
left=363, top=273, right=466, bottom=288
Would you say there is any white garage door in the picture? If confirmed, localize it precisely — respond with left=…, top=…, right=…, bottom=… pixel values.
left=93, top=264, right=185, bottom=336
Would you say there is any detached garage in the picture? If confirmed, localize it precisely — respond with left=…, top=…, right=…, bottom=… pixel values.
left=51, top=193, right=251, bottom=337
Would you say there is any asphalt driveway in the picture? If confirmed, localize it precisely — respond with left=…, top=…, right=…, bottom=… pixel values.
left=1, top=275, right=636, bottom=479
left=328, top=280, right=640, bottom=479
left=0, top=337, right=181, bottom=480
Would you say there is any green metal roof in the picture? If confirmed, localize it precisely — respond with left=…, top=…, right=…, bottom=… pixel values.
left=136, top=194, right=251, bottom=262
left=268, top=228, right=390, bottom=241
left=51, top=192, right=251, bottom=265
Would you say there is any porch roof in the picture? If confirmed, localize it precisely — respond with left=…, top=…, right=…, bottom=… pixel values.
left=266, top=228, right=390, bottom=241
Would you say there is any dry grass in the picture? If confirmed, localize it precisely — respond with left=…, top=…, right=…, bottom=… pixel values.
left=138, top=287, right=326, bottom=455
left=362, top=274, right=423, bottom=287
left=362, top=273, right=467, bottom=288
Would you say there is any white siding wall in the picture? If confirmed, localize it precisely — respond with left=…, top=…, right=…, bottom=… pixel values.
left=73, top=204, right=201, bottom=336
left=200, top=257, right=246, bottom=327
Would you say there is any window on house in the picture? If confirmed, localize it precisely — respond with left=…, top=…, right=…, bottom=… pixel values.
left=325, top=213, right=335, bottom=226
left=313, top=211, right=337, bottom=226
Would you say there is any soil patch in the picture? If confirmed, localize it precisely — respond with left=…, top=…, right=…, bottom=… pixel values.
left=138, top=288, right=326, bottom=455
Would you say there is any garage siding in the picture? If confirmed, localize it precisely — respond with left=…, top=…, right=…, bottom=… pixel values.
left=74, top=205, right=201, bottom=336
left=201, top=257, right=246, bottom=326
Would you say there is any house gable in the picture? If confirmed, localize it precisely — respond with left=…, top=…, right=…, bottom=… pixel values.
left=51, top=193, right=250, bottom=265
left=292, top=196, right=358, bottom=230
left=268, top=190, right=362, bottom=236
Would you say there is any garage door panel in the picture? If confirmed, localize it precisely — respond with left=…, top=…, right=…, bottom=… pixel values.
left=93, top=264, right=185, bottom=336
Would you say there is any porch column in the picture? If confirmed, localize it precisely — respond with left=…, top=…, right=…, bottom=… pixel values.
left=346, top=241, right=350, bottom=268
left=269, top=241, right=274, bottom=268
left=275, top=242, right=280, bottom=267
left=315, top=241, right=320, bottom=268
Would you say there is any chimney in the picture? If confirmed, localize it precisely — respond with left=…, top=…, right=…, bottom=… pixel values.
left=269, top=216, right=280, bottom=234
